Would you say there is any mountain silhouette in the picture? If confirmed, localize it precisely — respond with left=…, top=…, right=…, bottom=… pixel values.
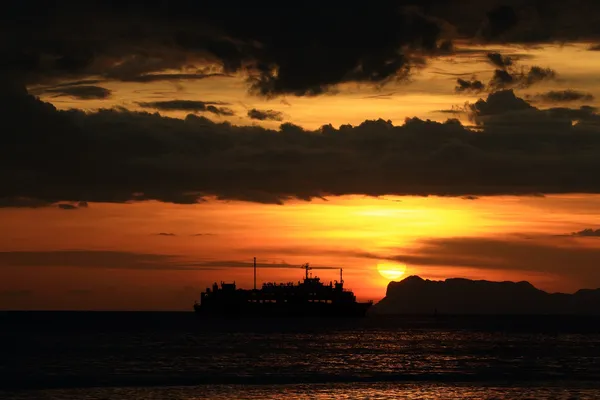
left=371, top=276, right=600, bottom=315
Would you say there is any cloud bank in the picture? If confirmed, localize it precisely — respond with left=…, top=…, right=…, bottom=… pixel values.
left=4, top=83, right=600, bottom=205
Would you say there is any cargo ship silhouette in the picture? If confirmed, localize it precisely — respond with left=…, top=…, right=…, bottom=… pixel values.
left=194, top=258, right=373, bottom=317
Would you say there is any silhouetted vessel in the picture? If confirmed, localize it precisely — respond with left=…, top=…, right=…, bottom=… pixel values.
left=194, top=258, right=373, bottom=317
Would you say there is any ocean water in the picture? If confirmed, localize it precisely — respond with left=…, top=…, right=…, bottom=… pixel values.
left=2, top=312, right=600, bottom=399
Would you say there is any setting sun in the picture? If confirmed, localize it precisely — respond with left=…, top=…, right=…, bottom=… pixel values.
left=377, top=263, right=407, bottom=281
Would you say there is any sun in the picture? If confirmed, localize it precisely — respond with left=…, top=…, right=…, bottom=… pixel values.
left=377, top=262, right=407, bottom=281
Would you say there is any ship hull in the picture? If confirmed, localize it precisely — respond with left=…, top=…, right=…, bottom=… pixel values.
left=194, top=301, right=372, bottom=318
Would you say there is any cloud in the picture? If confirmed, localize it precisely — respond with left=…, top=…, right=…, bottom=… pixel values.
left=7, top=84, right=600, bottom=205
left=524, top=66, right=556, bottom=86
left=0, top=197, right=88, bottom=209
left=156, top=232, right=177, bottom=236
left=489, top=69, right=515, bottom=89
left=44, top=85, right=112, bottom=100
left=486, top=52, right=513, bottom=69
left=0, top=197, right=51, bottom=208
left=489, top=66, right=556, bottom=90
left=479, top=5, right=519, bottom=40
left=465, top=89, right=600, bottom=133
left=191, top=233, right=215, bottom=236
left=463, top=50, right=558, bottom=92
left=188, top=260, right=338, bottom=270
left=0, top=250, right=188, bottom=270
left=116, top=73, right=229, bottom=83
left=375, top=235, right=600, bottom=287
left=137, top=100, right=235, bottom=116
left=0, top=250, right=331, bottom=272
left=0, top=289, right=32, bottom=299
left=0, top=2, right=450, bottom=96
left=572, top=228, right=600, bottom=237
left=4, top=1, right=600, bottom=97
left=527, top=90, right=595, bottom=103
left=467, top=89, right=534, bottom=118
left=247, top=108, right=284, bottom=121
left=5, top=1, right=599, bottom=96
left=57, top=203, right=77, bottom=210
left=57, top=201, right=88, bottom=210
left=455, top=78, right=485, bottom=93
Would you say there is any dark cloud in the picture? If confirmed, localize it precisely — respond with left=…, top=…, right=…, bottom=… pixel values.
left=156, top=232, right=177, bottom=236
left=3, top=1, right=598, bottom=96
left=44, top=85, right=112, bottom=100
left=524, top=66, right=556, bottom=86
left=479, top=5, right=519, bottom=40
left=57, top=203, right=77, bottom=210
left=376, top=236, right=600, bottom=287
left=436, top=108, right=463, bottom=114
left=115, top=73, right=228, bottom=83
left=572, top=228, right=600, bottom=237
left=468, top=89, right=534, bottom=117
left=56, top=201, right=88, bottom=210
left=455, top=78, right=485, bottom=93
left=191, top=233, right=216, bottom=236
left=527, top=90, right=595, bottom=103
left=188, top=260, right=338, bottom=270
left=137, top=100, right=235, bottom=116
left=6, top=85, right=600, bottom=206
left=489, top=69, right=515, bottom=89
left=0, top=250, right=328, bottom=272
left=467, top=90, right=600, bottom=133
left=0, top=289, right=32, bottom=299
left=0, top=250, right=188, bottom=270
left=247, top=108, right=285, bottom=121
left=362, top=92, right=397, bottom=100
left=491, top=66, right=557, bottom=89
left=0, top=197, right=51, bottom=208
left=0, top=1, right=447, bottom=96
left=486, top=52, right=513, bottom=69
left=473, top=51, right=558, bottom=91
left=469, top=1, right=600, bottom=43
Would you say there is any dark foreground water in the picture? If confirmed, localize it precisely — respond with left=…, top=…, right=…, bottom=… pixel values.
left=2, top=312, right=600, bottom=399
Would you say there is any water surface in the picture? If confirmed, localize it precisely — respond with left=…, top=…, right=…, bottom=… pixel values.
left=2, top=312, right=600, bottom=399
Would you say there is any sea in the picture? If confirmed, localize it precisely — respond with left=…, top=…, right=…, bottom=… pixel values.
left=2, top=312, right=600, bottom=399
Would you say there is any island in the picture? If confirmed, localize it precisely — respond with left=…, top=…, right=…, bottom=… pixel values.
left=370, top=276, right=600, bottom=315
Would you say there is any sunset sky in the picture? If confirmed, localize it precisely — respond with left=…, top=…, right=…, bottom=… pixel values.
left=3, top=1, right=600, bottom=310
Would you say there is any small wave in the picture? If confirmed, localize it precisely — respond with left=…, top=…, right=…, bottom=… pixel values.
left=3, top=372, right=600, bottom=392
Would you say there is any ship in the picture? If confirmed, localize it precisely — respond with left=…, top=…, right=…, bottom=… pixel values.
left=194, top=258, right=373, bottom=317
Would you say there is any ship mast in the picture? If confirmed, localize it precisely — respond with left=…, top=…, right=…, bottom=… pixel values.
left=302, top=263, right=312, bottom=279
left=253, top=257, right=257, bottom=290
left=340, top=268, right=343, bottom=284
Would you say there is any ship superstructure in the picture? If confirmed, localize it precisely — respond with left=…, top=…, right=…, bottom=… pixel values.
left=194, top=258, right=372, bottom=317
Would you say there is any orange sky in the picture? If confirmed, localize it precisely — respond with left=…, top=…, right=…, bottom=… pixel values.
left=4, top=40, right=600, bottom=310
left=2, top=194, right=600, bottom=310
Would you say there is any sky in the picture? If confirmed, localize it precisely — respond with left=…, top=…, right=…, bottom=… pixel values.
left=3, top=0, right=600, bottom=310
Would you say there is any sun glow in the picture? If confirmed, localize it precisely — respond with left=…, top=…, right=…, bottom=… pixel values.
left=377, top=263, right=407, bottom=281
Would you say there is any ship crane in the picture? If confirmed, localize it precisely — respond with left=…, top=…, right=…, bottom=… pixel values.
left=301, top=263, right=343, bottom=284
